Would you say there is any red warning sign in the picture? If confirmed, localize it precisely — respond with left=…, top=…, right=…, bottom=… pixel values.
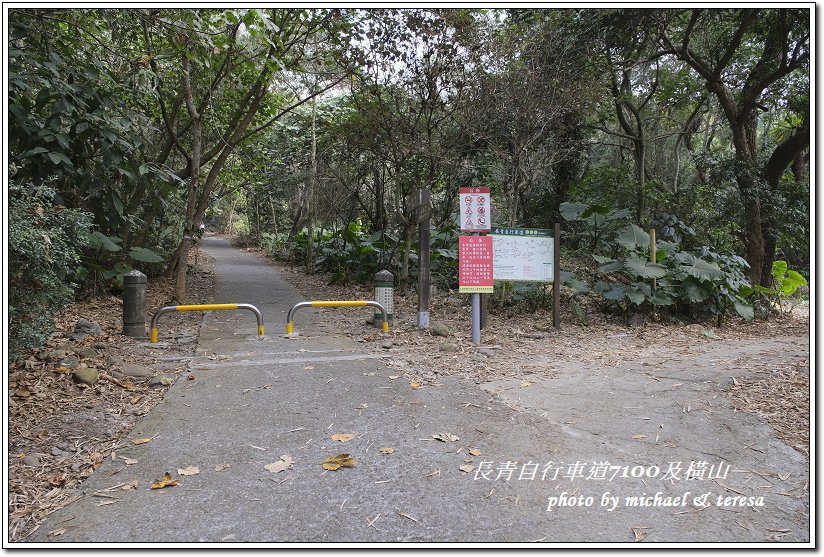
left=459, top=187, right=492, bottom=232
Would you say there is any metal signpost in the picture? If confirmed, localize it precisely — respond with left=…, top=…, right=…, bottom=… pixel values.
left=458, top=187, right=492, bottom=345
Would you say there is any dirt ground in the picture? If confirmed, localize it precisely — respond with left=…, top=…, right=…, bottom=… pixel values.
left=5, top=242, right=811, bottom=541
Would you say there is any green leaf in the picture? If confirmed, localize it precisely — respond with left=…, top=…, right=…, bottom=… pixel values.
left=649, top=290, right=675, bottom=306
left=35, top=87, right=52, bottom=111
left=616, top=224, right=651, bottom=250
left=625, top=284, right=648, bottom=305
left=623, top=256, right=667, bottom=279
left=88, top=231, right=121, bottom=252
left=112, top=193, right=124, bottom=217
left=559, top=202, right=588, bottom=221
left=597, top=260, right=624, bottom=274
left=592, top=254, right=614, bottom=264
left=595, top=281, right=625, bottom=301
left=128, top=247, right=165, bottom=263
left=677, top=254, right=725, bottom=281
left=734, top=301, right=754, bottom=321
left=771, top=260, right=788, bottom=281
left=680, top=279, right=710, bottom=303
left=47, top=152, right=73, bottom=167
left=22, top=147, right=50, bottom=157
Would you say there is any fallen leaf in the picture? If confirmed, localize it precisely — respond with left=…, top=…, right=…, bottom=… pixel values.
left=131, top=437, right=152, bottom=445
left=214, top=464, right=231, bottom=472
left=14, top=387, right=32, bottom=398
left=323, top=453, right=356, bottom=471
left=129, top=395, right=142, bottom=405
left=631, top=527, right=651, bottom=542
left=432, top=433, right=460, bottom=442
left=304, top=365, right=315, bottom=370
left=187, top=374, right=196, bottom=380
left=380, top=447, right=396, bottom=455
left=410, top=382, right=422, bottom=389
left=388, top=375, right=399, bottom=380
left=122, top=458, right=138, bottom=465
left=177, top=466, right=200, bottom=476
left=89, top=452, right=104, bottom=470
left=47, top=528, right=67, bottom=538
left=121, top=480, right=138, bottom=490
left=632, top=435, right=647, bottom=440
left=53, top=366, right=72, bottom=374
left=264, top=455, right=295, bottom=474
left=48, top=473, right=66, bottom=486
left=519, top=381, right=530, bottom=388
left=150, top=472, right=178, bottom=490
left=331, top=433, right=355, bottom=443
left=459, top=463, right=475, bottom=473
left=159, top=377, right=174, bottom=386
left=468, top=449, right=481, bottom=456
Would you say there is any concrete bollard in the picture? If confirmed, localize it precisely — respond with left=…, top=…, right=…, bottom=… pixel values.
left=123, top=270, right=147, bottom=337
left=374, top=270, right=394, bottom=327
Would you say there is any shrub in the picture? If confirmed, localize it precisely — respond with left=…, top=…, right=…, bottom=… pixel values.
left=8, top=183, right=91, bottom=357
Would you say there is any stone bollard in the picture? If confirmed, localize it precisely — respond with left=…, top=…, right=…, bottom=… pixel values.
left=374, top=270, right=394, bottom=327
left=123, top=270, right=147, bottom=337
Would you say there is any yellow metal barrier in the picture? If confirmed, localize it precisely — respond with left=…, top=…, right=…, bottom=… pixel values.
left=286, top=300, right=389, bottom=336
left=150, top=303, right=264, bottom=343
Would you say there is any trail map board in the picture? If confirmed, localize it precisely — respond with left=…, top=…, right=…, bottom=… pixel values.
left=490, top=227, right=554, bottom=282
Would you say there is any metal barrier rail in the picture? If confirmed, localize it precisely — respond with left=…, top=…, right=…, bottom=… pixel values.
left=286, top=300, right=388, bottom=336
left=150, top=303, right=264, bottom=343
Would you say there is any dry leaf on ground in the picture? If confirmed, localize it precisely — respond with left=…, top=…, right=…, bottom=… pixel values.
left=433, top=433, right=460, bottom=442
left=323, top=454, right=356, bottom=471
left=214, top=464, right=231, bottom=472
left=459, top=463, right=475, bottom=473
left=131, top=437, right=152, bottom=445
left=632, top=527, right=651, bottom=542
left=150, top=472, right=178, bottom=490
left=468, top=449, right=481, bottom=456
left=380, top=447, right=396, bottom=454
left=331, top=433, right=355, bottom=443
left=264, top=455, right=294, bottom=474
left=177, top=466, right=200, bottom=476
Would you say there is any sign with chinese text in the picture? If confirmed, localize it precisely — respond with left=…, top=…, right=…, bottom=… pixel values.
left=490, top=227, right=554, bottom=282
left=459, top=187, right=491, bottom=232
left=459, top=235, right=494, bottom=293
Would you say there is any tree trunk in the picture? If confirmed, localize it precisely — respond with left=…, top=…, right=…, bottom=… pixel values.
left=306, top=98, right=317, bottom=273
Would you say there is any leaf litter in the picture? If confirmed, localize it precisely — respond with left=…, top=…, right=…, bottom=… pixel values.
left=7, top=250, right=215, bottom=540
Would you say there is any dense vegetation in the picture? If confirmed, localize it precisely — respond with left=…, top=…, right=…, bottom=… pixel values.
left=7, top=8, right=810, bottom=355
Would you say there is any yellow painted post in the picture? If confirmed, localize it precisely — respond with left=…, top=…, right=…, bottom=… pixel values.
left=150, top=328, right=158, bottom=343
left=382, top=321, right=389, bottom=332
left=286, top=322, right=294, bottom=335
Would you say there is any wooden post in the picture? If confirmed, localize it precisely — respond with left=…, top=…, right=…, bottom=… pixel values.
left=553, top=223, right=560, bottom=329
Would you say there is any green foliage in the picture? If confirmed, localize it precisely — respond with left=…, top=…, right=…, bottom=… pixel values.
left=746, top=260, right=809, bottom=314
left=578, top=212, right=755, bottom=322
left=8, top=184, right=91, bottom=357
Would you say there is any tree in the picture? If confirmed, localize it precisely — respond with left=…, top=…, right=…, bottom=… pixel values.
left=657, top=8, right=810, bottom=285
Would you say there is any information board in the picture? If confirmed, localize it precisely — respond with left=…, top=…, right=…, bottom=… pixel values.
left=490, top=227, right=554, bottom=282
left=459, top=187, right=491, bottom=232
left=458, top=235, right=494, bottom=293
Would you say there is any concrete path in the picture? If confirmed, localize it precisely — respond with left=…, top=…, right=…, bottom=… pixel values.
left=28, top=236, right=810, bottom=544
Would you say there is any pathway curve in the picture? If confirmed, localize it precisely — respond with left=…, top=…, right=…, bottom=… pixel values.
left=28, top=236, right=809, bottom=544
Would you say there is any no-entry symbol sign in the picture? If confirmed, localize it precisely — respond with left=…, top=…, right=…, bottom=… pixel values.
left=459, top=187, right=491, bottom=233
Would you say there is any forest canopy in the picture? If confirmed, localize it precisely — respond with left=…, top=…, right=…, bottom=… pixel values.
left=6, top=8, right=810, bottom=355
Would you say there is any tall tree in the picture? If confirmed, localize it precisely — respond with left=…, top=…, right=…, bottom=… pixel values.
left=657, top=8, right=810, bottom=285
